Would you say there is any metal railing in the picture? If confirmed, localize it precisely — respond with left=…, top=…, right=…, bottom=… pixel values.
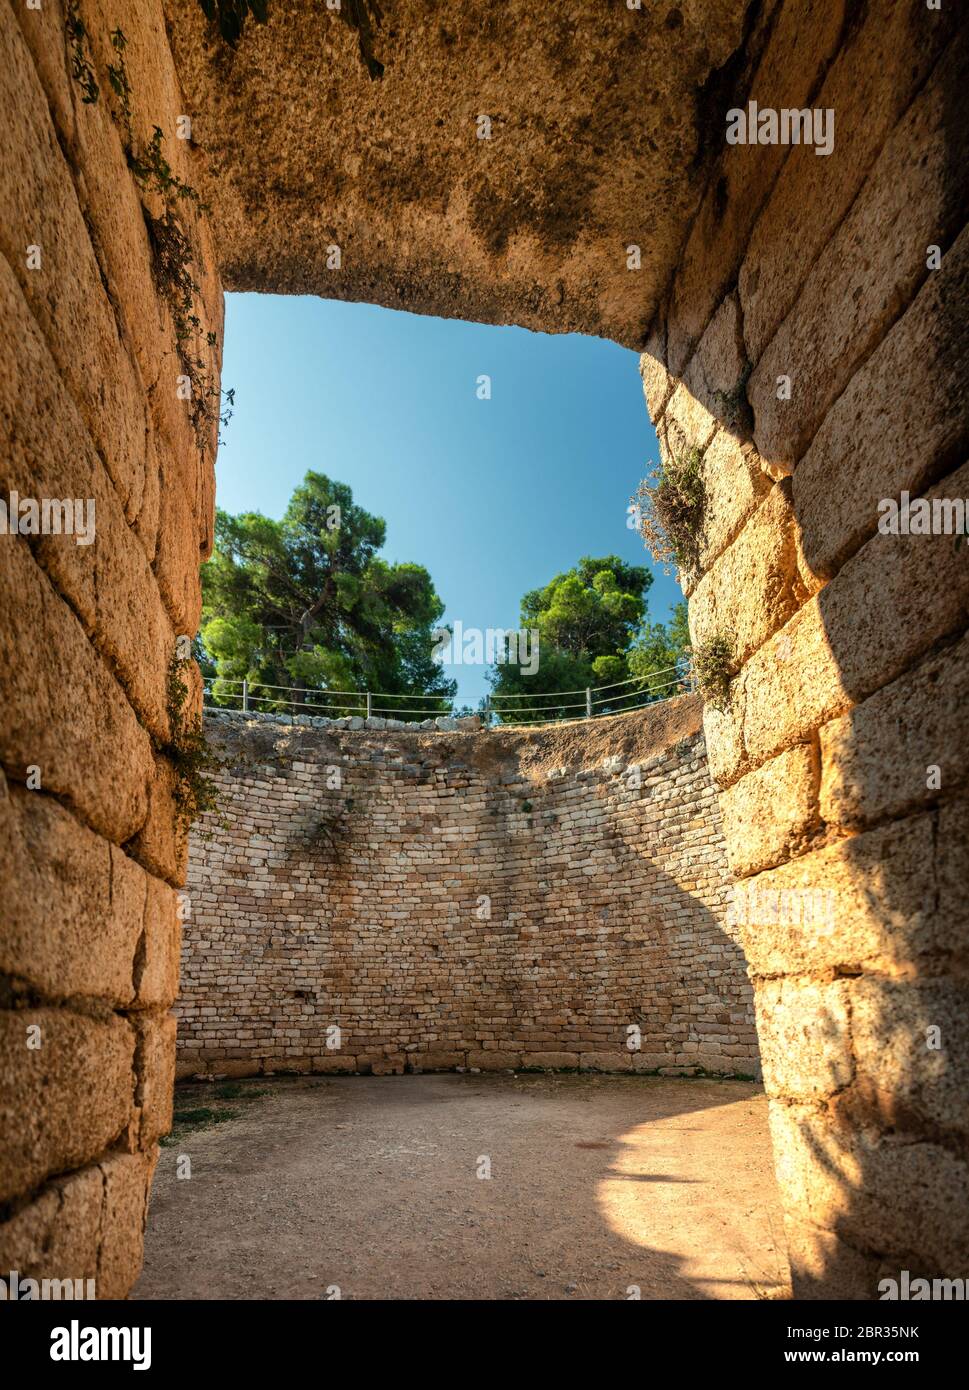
left=202, top=660, right=694, bottom=728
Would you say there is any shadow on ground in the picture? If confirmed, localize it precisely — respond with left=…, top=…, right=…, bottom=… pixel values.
left=134, top=1072, right=790, bottom=1301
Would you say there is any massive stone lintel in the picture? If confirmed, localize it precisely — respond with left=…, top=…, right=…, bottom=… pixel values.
left=164, top=0, right=753, bottom=346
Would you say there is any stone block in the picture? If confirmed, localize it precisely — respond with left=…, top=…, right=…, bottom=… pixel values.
left=97, top=1150, right=157, bottom=1299
left=739, top=814, right=954, bottom=978
left=783, top=1215, right=881, bottom=1301
left=135, top=875, right=182, bottom=1009
left=749, top=28, right=969, bottom=471
left=528, top=1052, right=579, bottom=1069
left=0, top=538, right=153, bottom=845
left=739, top=0, right=960, bottom=363
left=579, top=1052, right=632, bottom=1072
left=754, top=978, right=852, bottom=1101
left=665, top=0, right=847, bottom=375
left=848, top=976, right=969, bottom=1141
left=0, top=781, right=142, bottom=1004
left=134, top=1012, right=177, bottom=1145
left=769, top=1100, right=969, bottom=1271
left=0, top=1010, right=135, bottom=1203
left=718, top=743, right=820, bottom=878
left=688, top=479, right=808, bottom=669
left=466, top=1051, right=521, bottom=1071
left=0, top=1163, right=103, bottom=1286
left=819, top=633, right=969, bottom=830
left=793, top=223, right=969, bottom=580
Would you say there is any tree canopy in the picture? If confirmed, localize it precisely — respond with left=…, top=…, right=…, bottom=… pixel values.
left=199, top=471, right=456, bottom=719
left=487, top=555, right=690, bottom=723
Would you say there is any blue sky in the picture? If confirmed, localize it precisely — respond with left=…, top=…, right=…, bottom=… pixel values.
left=217, top=293, right=682, bottom=707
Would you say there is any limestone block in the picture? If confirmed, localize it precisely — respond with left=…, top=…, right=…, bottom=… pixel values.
left=769, top=1100, right=969, bottom=1271
left=528, top=1052, right=579, bottom=1069
left=0, top=538, right=153, bottom=845
left=0, top=1010, right=135, bottom=1203
left=127, top=756, right=188, bottom=888
left=754, top=978, right=852, bottom=1101
left=0, top=781, right=145, bottom=1003
left=749, top=28, right=969, bottom=471
left=97, top=1150, right=158, bottom=1299
left=134, top=1013, right=178, bottom=1145
left=665, top=0, right=846, bottom=374
left=819, top=633, right=969, bottom=830
left=135, top=875, right=182, bottom=1009
left=782, top=1215, right=881, bottom=1301
left=0, top=1163, right=103, bottom=1285
left=466, top=1051, right=521, bottom=1071
left=740, top=814, right=954, bottom=978
left=0, top=256, right=176, bottom=742
left=579, top=1052, right=632, bottom=1072
left=718, top=743, right=820, bottom=878
left=739, top=0, right=960, bottom=363
left=849, top=977, right=969, bottom=1141
left=695, top=430, right=772, bottom=575
left=688, top=479, right=808, bottom=669
left=793, top=223, right=969, bottom=579
left=0, top=7, right=151, bottom=523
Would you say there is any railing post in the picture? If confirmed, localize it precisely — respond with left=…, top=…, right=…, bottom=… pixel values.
left=484, top=695, right=492, bottom=727
left=366, top=691, right=372, bottom=719
left=586, top=687, right=593, bottom=718
left=242, top=678, right=249, bottom=713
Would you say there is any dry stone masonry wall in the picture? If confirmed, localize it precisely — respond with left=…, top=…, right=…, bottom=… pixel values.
left=0, top=1, right=220, bottom=1295
left=179, top=698, right=758, bottom=1079
left=2, top=0, right=966, bottom=1304
left=639, top=0, right=969, bottom=1297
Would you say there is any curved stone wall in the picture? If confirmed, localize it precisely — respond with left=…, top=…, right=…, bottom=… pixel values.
left=177, top=696, right=759, bottom=1078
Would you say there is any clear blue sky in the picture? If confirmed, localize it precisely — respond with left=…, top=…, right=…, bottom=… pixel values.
left=216, top=293, right=682, bottom=707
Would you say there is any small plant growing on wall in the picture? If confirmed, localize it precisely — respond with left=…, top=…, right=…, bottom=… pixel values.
left=633, top=446, right=706, bottom=578
left=691, top=631, right=735, bottom=713
left=712, top=361, right=753, bottom=435
left=65, top=1, right=99, bottom=104
left=164, top=652, right=224, bottom=840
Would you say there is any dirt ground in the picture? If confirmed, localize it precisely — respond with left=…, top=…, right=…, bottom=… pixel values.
left=134, top=1072, right=790, bottom=1301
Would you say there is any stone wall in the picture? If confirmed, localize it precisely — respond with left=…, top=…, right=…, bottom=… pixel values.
left=0, top=2, right=220, bottom=1296
left=177, top=698, right=758, bottom=1079
left=3, top=0, right=965, bottom=1304
left=640, top=1, right=969, bottom=1296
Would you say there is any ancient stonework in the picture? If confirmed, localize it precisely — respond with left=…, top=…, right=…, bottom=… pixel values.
left=639, top=0, right=969, bottom=1297
left=179, top=699, right=757, bottom=1079
left=0, top=0, right=219, bottom=1294
left=2, top=0, right=967, bottom=1302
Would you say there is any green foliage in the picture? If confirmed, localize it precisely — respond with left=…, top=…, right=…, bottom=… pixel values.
left=628, top=600, right=692, bottom=698
left=164, top=654, right=224, bottom=838
left=634, top=447, right=706, bottom=576
left=489, top=557, right=688, bottom=724
left=124, top=125, right=221, bottom=452
left=128, top=126, right=208, bottom=209
left=692, top=631, right=735, bottom=712
left=106, top=28, right=132, bottom=137
left=66, top=1, right=99, bottom=104
left=712, top=362, right=753, bottom=434
left=200, top=472, right=456, bottom=719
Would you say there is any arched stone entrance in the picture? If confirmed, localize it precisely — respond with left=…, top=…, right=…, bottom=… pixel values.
left=1, top=0, right=966, bottom=1297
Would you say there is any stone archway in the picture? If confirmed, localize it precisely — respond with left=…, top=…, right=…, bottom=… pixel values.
left=1, top=0, right=966, bottom=1298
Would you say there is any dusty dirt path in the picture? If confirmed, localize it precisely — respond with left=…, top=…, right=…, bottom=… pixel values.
left=134, top=1073, right=790, bottom=1301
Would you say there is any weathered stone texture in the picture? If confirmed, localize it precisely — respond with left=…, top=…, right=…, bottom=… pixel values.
left=0, top=0, right=219, bottom=1300
left=164, top=0, right=753, bottom=349
left=177, top=702, right=758, bottom=1080
left=639, top=0, right=969, bottom=1297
